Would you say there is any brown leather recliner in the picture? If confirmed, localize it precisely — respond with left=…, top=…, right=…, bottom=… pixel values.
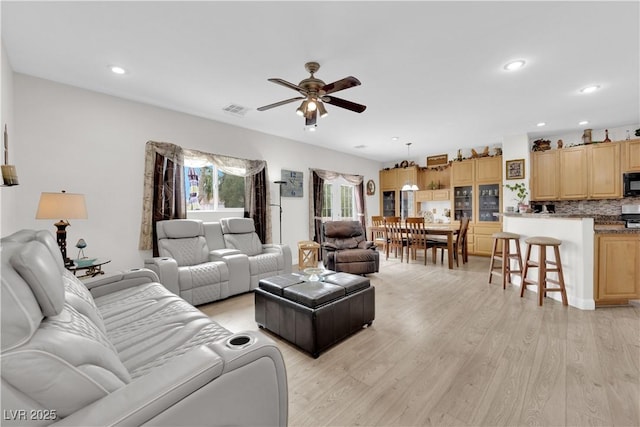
left=321, top=221, right=380, bottom=274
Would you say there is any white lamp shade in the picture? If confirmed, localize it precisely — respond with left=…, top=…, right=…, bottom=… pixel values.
left=36, top=192, right=88, bottom=220
left=401, top=184, right=411, bottom=191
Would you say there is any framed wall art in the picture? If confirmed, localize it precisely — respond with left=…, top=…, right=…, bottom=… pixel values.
left=506, top=159, right=525, bottom=180
left=366, top=179, right=376, bottom=196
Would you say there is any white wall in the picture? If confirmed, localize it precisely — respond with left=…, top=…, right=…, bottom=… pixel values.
left=6, top=74, right=381, bottom=271
left=1, top=40, right=16, bottom=235
left=501, top=133, right=530, bottom=211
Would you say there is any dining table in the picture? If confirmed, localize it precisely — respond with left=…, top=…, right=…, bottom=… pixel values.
left=369, top=223, right=460, bottom=269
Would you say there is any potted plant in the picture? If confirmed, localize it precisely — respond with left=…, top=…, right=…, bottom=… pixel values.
left=504, top=182, right=529, bottom=213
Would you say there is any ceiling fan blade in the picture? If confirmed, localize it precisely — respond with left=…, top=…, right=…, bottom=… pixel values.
left=324, top=96, right=367, bottom=113
left=257, top=97, right=304, bottom=111
left=268, top=78, right=305, bottom=93
left=322, top=76, right=361, bottom=94
left=305, top=110, right=317, bottom=126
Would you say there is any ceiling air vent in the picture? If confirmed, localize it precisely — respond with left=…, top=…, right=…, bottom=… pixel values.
left=222, top=104, right=250, bottom=117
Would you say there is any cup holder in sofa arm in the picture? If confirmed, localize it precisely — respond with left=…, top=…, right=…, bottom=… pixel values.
left=225, top=334, right=255, bottom=350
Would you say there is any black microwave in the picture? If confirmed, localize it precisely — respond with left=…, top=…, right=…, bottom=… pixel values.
left=624, top=172, right=640, bottom=196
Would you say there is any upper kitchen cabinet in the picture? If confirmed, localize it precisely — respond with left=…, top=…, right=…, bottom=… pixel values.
left=475, top=156, right=502, bottom=183
left=451, top=159, right=475, bottom=186
left=379, top=168, right=398, bottom=189
left=396, top=166, right=419, bottom=190
left=622, top=138, right=640, bottom=172
left=589, top=143, right=621, bottom=199
left=559, top=146, right=589, bottom=199
left=531, top=142, right=622, bottom=201
left=531, top=150, right=559, bottom=200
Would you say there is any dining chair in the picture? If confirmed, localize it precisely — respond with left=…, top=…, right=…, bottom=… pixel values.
left=429, top=217, right=470, bottom=267
left=405, top=217, right=430, bottom=265
left=371, top=216, right=387, bottom=256
left=385, top=216, right=407, bottom=262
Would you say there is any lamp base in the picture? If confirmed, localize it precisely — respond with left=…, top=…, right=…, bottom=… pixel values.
left=53, top=219, right=73, bottom=266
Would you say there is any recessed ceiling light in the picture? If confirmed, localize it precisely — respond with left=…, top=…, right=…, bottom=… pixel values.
left=391, top=136, right=399, bottom=141
left=109, top=65, right=126, bottom=75
left=579, top=120, right=589, bottom=125
left=580, top=85, right=600, bottom=94
left=536, top=122, right=546, bottom=127
left=504, top=60, right=526, bottom=71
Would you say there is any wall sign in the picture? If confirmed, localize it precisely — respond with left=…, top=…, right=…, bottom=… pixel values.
left=281, top=170, right=303, bottom=197
left=426, top=154, right=448, bottom=167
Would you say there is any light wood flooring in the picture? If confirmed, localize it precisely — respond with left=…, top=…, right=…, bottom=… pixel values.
left=199, top=254, right=640, bottom=427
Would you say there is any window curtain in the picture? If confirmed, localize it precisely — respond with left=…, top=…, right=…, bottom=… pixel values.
left=308, top=168, right=366, bottom=245
left=180, top=148, right=271, bottom=243
left=310, top=171, right=325, bottom=245
left=139, top=141, right=186, bottom=255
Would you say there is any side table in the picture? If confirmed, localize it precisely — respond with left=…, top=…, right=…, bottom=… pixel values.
left=67, top=258, right=111, bottom=278
left=297, top=240, right=320, bottom=270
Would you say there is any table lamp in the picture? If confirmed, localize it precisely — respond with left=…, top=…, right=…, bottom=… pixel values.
left=36, top=190, right=88, bottom=266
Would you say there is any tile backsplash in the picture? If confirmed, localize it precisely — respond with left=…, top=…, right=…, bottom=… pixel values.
left=532, top=197, right=640, bottom=216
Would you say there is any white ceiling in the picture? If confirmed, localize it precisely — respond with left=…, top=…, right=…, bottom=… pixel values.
left=2, top=1, right=639, bottom=163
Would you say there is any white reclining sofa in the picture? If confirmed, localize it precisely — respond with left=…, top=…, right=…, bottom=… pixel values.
left=1, top=229, right=288, bottom=426
left=146, top=218, right=292, bottom=306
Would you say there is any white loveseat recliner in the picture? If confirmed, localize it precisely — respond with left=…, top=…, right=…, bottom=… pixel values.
left=219, top=217, right=292, bottom=289
left=146, top=218, right=291, bottom=306
left=1, top=229, right=288, bottom=426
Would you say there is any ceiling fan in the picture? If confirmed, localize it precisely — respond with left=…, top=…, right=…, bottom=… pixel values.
left=257, top=61, right=366, bottom=129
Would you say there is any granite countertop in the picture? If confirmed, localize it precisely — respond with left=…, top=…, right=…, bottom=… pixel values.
left=502, top=213, right=640, bottom=233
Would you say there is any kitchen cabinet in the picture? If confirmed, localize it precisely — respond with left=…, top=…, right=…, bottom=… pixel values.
left=622, top=138, right=640, bottom=172
left=594, top=233, right=640, bottom=306
left=416, top=189, right=450, bottom=202
left=559, top=146, right=588, bottom=199
left=531, top=150, right=559, bottom=200
left=379, top=168, right=398, bottom=190
left=476, top=156, right=502, bottom=183
left=532, top=142, right=622, bottom=201
left=396, top=166, right=418, bottom=190
left=589, top=143, right=621, bottom=199
left=452, top=160, right=475, bottom=186
left=474, top=223, right=502, bottom=256
left=453, top=185, right=473, bottom=221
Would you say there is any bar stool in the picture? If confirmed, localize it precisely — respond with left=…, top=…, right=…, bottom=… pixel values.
left=488, top=232, right=523, bottom=289
left=521, top=236, right=568, bottom=306
left=297, top=240, right=321, bottom=270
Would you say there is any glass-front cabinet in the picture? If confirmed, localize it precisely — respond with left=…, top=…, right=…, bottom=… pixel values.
left=382, top=190, right=397, bottom=217
left=453, top=185, right=473, bottom=221
left=478, top=183, right=500, bottom=222
left=400, top=190, right=415, bottom=219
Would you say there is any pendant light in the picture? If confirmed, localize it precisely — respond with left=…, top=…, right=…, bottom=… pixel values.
left=401, top=143, right=419, bottom=191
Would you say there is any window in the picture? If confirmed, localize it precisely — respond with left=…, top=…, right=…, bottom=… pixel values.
left=184, top=165, right=244, bottom=211
left=340, top=185, right=354, bottom=218
left=321, top=178, right=356, bottom=220
left=321, top=183, right=333, bottom=218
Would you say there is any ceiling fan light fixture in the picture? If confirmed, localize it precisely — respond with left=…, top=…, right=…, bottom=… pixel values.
left=307, top=99, right=317, bottom=112
left=296, top=100, right=308, bottom=116
left=317, top=101, right=328, bottom=118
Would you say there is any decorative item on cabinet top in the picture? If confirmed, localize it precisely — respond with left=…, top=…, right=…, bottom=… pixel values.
left=532, top=139, right=552, bottom=151
left=426, top=154, right=448, bottom=167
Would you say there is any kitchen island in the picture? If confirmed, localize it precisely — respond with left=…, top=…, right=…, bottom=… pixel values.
left=503, top=213, right=596, bottom=309
left=503, top=213, right=640, bottom=310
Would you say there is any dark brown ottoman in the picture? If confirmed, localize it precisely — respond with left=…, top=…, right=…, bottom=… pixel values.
left=255, top=272, right=375, bottom=358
